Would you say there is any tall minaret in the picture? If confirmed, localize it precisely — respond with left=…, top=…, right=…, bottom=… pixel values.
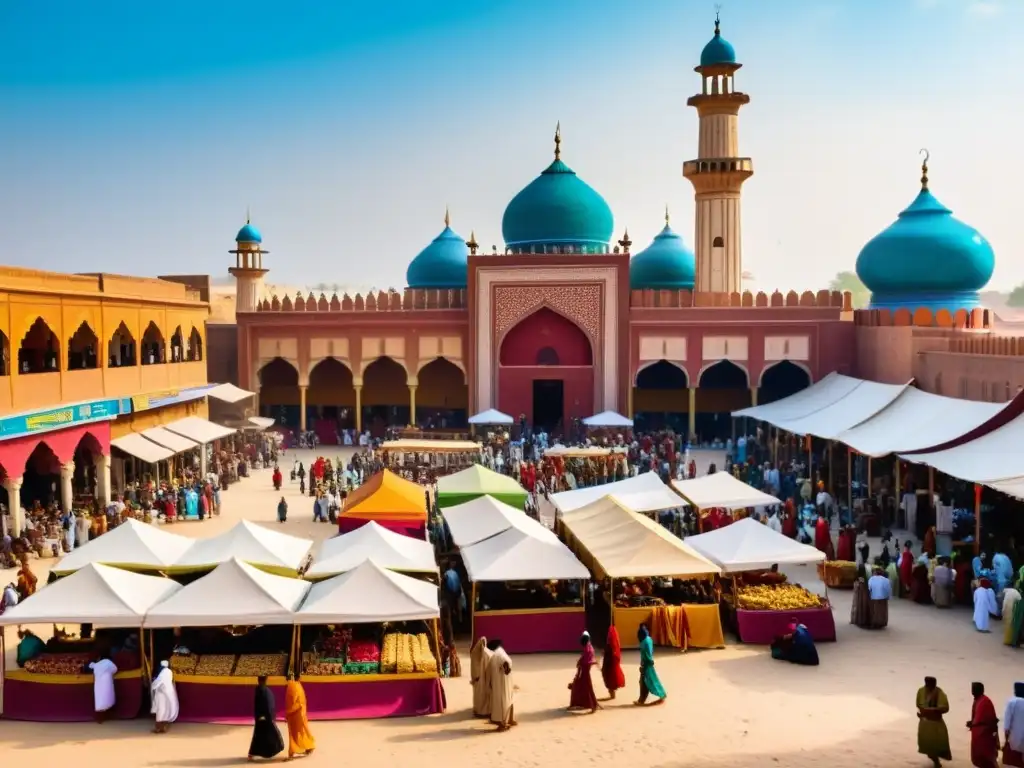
left=683, top=14, right=753, bottom=294
left=228, top=216, right=269, bottom=313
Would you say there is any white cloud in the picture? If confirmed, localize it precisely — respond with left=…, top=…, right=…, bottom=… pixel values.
left=967, top=1, right=1002, bottom=15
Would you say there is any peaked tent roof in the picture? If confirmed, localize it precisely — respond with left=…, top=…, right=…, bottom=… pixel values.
left=551, top=472, right=683, bottom=514
left=306, top=521, right=438, bottom=578
left=442, top=495, right=558, bottom=548
left=468, top=408, right=514, bottom=425
left=53, top=518, right=195, bottom=575
left=164, top=416, right=236, bottom=443
left=436, top=464, right=527, bottom=498
left=683, top=517, right=826, bottom=572
left=340, top=469, right=428, bottom=520
left=899, top=409, right=1024, bottom=484
left=732, top=372, right=864, bottom=423
left=0, top=563, right=182, bottom=627
left=144, top=558, right=311, bottom=627
left=295, top=559, right=439, bottom=624
left=461, top=527, right=589, bottom=582
left=671, top=473, right=781, bottom=511
left=582, top=410, right=633, bottom=427
left=767, top=380, right=910, bottom=439
left=206, top=383, right=256, bottom=404
left=170, top=520, right=312, bottom=573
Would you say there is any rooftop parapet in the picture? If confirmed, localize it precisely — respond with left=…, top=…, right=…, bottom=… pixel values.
left=853, top=307, right=992, bottom=329
left=253, top=288, right=467, bottom=313
left=629, top=288, right=851, bottom=310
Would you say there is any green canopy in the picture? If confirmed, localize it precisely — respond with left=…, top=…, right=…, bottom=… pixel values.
left=435, top=464, right=528, bottom=509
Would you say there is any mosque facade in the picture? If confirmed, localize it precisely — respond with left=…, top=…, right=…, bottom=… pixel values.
left=223, top=18, right=1007, bottom=441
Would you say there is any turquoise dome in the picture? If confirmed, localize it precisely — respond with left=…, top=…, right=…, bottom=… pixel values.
left=700, top=19, right=737, bottom=67
left=630, top=219, right=695, bottom=290
left=501, top=131, right=614, bottom=253
left=406, top=219, right=468, bottom=289
left=855, top=180, right=994, bottom=311
left=236, top=222, right=262, bottom=244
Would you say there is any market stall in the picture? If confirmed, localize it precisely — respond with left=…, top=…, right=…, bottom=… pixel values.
left=551, top=471, right=685, bottom=517
left=378, top=439, right=482, bottom=480
left=560, top=497, right=725, bottom=650
left=1, top=563, right=182, bottom=721
left=435, top=464, right=528, bottom=509
left=169, top=519, right=312, bottom=575
left=582, top=411, right=634, bottom=428
left=338, top=469, right=429, bottom=538
left=467, top=409, right=513, bottom=426
left=294, top=559, right=445, bottom=719
left=142, top=558, right=310, bottom=724
left=305, top=521, right=438, bottom=580
left=52, top=518, right=195, bottom=575
left=671, top=473, right=782, bottom=532
left=683, top=518, right=834, bottom=644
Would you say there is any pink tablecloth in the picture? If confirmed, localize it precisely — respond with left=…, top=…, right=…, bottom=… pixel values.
left=735, top=607, right=837, bottom=645
left=176, top=677, right=445, bottom=724
left=337, top=518, right=426, bottom=539
left=473, top=609, right=585, bottom=654
left=3, top=674, right=143, bottom=722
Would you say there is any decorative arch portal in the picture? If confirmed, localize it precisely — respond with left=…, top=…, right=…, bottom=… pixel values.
left=170, top=326, right=184, bottom=362
left=362, top=356, right=410, bottom=433
left=695, top=360, right=751, bottom=442
left=758, top=361, right=812, bottom=405
left=497, top=306, right=594, bottom=434
left=108, top=321, right=137, bottom=367
left=187, top=327, right=203, bottom=362
left=633, top=360, right=690, bottom=433
left=141, top=322, right=165, bottom=365
left=18, top=317, right=59, bottom=374
left=307, top=357, right=356, bottom=440
left=72, top=430, right=104, bottom=499
left=259, top=357, right=300, bottom=429
left=67, top=321, right=99, bottom=371
left=23, top=441, right=60, bottom=506
left=417, top=357, right=468, bottom=428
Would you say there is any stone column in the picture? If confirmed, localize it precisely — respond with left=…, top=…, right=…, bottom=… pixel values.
left=299, top=385, right=308, bottom=432
left=93, top=452, right=112, bottom=505
left=750, top=387, right=758, bottom=407
left=60, top=460, right=75, bottom=512
left=3, top=475, right=24, bottom=536
left=408, top=385, right=417, bottom=427
left=354, top=385, right=363, bottom=434
left=687, top=387, right=697, bottom=441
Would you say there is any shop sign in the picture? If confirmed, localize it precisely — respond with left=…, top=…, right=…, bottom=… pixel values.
left=0, top=398, right=131, bottom=440
left=132, top=385, right=214, bottom=412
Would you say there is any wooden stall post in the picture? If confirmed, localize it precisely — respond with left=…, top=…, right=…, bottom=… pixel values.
left=806, top=435, right=813, bottom=484
left=847, top=449, right=853, bottom=514
left=895, top=460, right=901, bottom=530
left=928, top=466, right=934, bottom=501
left=470, top=582, right=477, bottom=642
left=827, top=442, right=834, bottom=496
left=431, top=618, right=443, bottom=670
left=973, top=483, right=982, bottom=555
left=290, top=625, right=299, bottom=676
left=149, top=631, right=155, bottom=680
left=1, top=629, right=6, bottom=715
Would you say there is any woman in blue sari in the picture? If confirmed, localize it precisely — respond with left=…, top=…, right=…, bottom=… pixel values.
left=634, top=625, right=666, bottom=706
left=771, top=619, right=820, bottom=666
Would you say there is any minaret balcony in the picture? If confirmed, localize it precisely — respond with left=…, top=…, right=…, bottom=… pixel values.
left=683, top=157, right=753, bottom=175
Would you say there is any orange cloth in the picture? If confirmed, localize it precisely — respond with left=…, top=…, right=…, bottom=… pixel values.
left=284, top=681, right=315, bottom=757
left=649, top=606, right=690, bottom=649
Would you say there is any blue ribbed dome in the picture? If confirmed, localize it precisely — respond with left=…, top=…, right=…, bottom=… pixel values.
left=630, top=219, right=695, bottom=290
left=856, top=177, right=995, bottom=311
left=406, top=218, right=468, bottom=289
left=501, top=130, right=614, bottom=253
left=700, top=19, right=737, bottom=67
left=236, top=222, right=262, bottom=244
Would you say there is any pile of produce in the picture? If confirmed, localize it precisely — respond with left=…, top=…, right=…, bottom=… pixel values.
left=24, top=652, right=92, bottom=675
left=382, top=632, right=420, bottom=674
left=412, top=633, right=437, bottom=674
left=736, top=584, right=825, bottom=611
left=343, top=639, right=380, bottom=675
left=320, top=628, right=351, bottom=660
left=234, top=654, right=288, bottom=677
left=169, top=654, right=200, bottom=675
left=194, top=654, right=237, bottom=676
left=302, top=655, right=345, bottom=676
left=818, top=560, right=858, bottom=588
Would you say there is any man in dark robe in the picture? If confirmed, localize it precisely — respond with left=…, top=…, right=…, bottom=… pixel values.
left=248, top=676, right=284, bottom=761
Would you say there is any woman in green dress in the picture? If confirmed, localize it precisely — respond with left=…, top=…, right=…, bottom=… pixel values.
left=634, top=625, right=666, bottom=706
left=916, top=676, right=951, bottom=767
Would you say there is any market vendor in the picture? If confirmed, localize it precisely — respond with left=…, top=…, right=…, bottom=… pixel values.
left=16, top=628, right=45, bottom=667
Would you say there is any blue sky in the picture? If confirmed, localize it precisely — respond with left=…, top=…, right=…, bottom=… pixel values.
left=1, top=0, right=1021, bottom=293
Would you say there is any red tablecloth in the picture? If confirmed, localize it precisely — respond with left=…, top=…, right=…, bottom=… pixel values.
left=735, top=607, right=837, bottom=645
left=175, top=675, right=445, bottom=723
left=337, top=518, right=426, bottom=539
left=3, top=671, right=143, bottom=722
left=473, top=608, right=585, bottom=653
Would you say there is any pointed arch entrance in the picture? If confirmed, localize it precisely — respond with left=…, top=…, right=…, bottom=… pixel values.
left=362, top=356, right=409, bottom=435
left=696, top=360, right=750, bottom=441
left=258, top=357, right=300, bottom=428
left=758, top=361, right=812, bottom=405
left=633, top=360, right=689, bottom=433
left=417, top=358, right=468, bottom=428
left=498, top=306, right=594, bottom=434
left=307, top=357, right=356, bottom=443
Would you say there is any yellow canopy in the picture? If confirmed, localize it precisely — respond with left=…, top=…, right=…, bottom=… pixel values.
left=341, top=470, right=428, bottom=521
left=380, top=439, right=480, bottom=453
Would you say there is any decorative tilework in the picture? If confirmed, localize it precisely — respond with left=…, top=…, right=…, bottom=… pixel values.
left=493, top=284, right=602, bottom=342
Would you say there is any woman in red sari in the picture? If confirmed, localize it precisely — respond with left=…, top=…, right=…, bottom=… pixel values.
left=601, top=627, right=625, bottom=699
left=966, top=681, right=999, bottom=768
left=567, top=632, right=599, bottom=713
left=899, top=542, right=914, bottom=598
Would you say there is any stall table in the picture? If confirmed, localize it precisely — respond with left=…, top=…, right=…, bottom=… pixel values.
left=175, top=673, right=445, bottom=723
left=473, top=607, right=585, bottom=653
left=734, top=606, right=837, bottom=645
left=3, top=669, right=143, bottom=722
left=337, top=518, right=426, bottom=539
left=613, top=604, right=725, bottom=650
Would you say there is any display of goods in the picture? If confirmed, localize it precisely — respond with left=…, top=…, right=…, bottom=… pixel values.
left=233, top=654, right=288, bottom=677
left=342, top=661, right=380, bottom=675
left=396, top=633, right=415, bottom=674
left=305, top=660, right=345, bottom=675
left=24, top=652, right=92, bottom=675
left=346, top=639, right=380, bottom=664
left=195, top=654, right=237, bottom=676
left=737, top=584, right=825, bottom=611
left=742, top=571, right=788, bottom=587
left=818, top=560, right=858, bottom=589
left=412, top=633, right=437, bottom=674
left=381, top=633, right=399, bottom=674
left=321, top=628, right=352, bottom=659
left=169, top=654, right=200, bottom=675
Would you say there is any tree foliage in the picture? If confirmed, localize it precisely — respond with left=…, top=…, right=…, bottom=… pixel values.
left=829, top=271, right=869, bottom=309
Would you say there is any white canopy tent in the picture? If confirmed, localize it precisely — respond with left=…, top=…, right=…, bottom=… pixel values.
left=295, top=559, right=439, bottom=624
left=560, top=498, right=719, bottom=578
left=766, top=380, right=910, bottom=439
left=461, top=528, right=589, bottom=582
left=170, top=519, right=312, bottom=573
left=683, top=517, right=826, bottom=572
left=0, top=563, right=182, bottom=627
left=833, top=387, right=1006, bottom=457
left=248, top=416, right=276, bottom=429
left=671, top=473, right=781, bottom=511
left=164, top=416, right=236, bottom=443
left=306, top=520, right=438, bottom=578
left=140, top=426, right=198, bottom=454
left=206, top=383, right=256, bottom=404
left=468, top=408, right=514, bottom=425
left=144, top=558, right=311, bottom=628
left=987, top=476, right=1024, bottom=501
left=733, top=372, right=864, bottom=423
left=441, top=495, right=547, bottom=548
left=899, top=410, right=1024, bottom=485
left=582, top=410, right=633, bottom=428
left=551, top=472, right=683, bottom=515
left=110, top=432, right=174, bottom=464
left=52, top=518, right=195, bottom=575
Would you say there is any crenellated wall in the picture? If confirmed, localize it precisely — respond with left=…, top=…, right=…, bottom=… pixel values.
left=253, top=288, right=467, bottom=313
left=630, top=288, right=852, bottom=310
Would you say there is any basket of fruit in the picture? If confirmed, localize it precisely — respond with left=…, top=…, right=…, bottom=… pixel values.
left=195, top=654, right=237, bottom=676
left=817, top=560, right=858, bottom=589
left=737, top=584, right=825, bottom=612
left=24, top=652, right=92, bottom=676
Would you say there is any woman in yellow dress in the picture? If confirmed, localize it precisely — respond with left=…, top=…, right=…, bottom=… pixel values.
left=916, top=676, right=951, bottom=767
left=284, top=673, right=315, bottom=760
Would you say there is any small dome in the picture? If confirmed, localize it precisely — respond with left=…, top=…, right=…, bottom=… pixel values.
left=501, top=126, right=614, bottom=253
left=855, top=170, right=994, bottom=311
left=700, top=19, right=737, bottom=67
left=236, top=222, right=262, bottom=244
left=406, top=214, right=468, bottom=289
left=630, top=216, right=695, bottom=290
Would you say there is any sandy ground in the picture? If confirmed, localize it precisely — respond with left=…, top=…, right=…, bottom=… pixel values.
left=0, top=448, right=1018, bottom=767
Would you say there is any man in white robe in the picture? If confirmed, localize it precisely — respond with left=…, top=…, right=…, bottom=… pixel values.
left=487, top=639, right=516, bottom=731
left=1005, top=682, right=1024, bottom=764
left=972, top=578, right=999, bottom=632
left=150, top=660, right=180, bottom=732
left=89, top=655, right=118, bottom=722
left=469, top=637, right=493, bottom=718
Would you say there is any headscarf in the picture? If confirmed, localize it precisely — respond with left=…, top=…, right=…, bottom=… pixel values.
left=637, top=624, right=649, bottom=642
left=606, top=626, right=622, bottom=654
